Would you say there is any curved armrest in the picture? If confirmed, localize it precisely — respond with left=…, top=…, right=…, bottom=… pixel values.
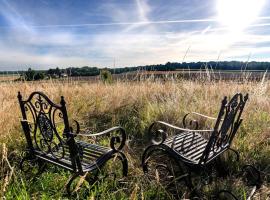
left=75, top=126, right=124, bottom=136
left=74, top=126, right=127, bottom=151
left=154, top=121, right=213, bottom=132
left=188, top=112, right=218, bottom=120
left=148, top=120, right=213, bottom=145
left=182, top=112, right=222, bottom=128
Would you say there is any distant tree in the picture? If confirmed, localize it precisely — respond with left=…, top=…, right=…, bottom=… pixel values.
left=42, top=61, right=270, bottom=79
left=24, top=68, right=36, bottom=81
left=23, top=68, right=45, bottom=81
left=34, top=72, right=45, bottom=80
left=100, top=69, right=112, bottom=84
left=55, top=67, right=61, bottom=78
left=47, top=68, right=55, bottom=76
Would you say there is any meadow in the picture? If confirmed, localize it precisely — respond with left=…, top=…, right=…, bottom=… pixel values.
left=0, top=74, right=20, bottom=82
left=0, top=77, right=269, bottom=199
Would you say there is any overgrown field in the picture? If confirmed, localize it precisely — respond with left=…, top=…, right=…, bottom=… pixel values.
left=0, top=79, right=269, bottom=199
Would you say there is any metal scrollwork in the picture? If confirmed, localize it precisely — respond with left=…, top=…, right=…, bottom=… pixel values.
left=69, top=120, right=80, bottom=137
left=38, top=113, right=54, bottom=141
left=22, top=92, right=66, bottom=159
left=148, top=122, right=168, bottom=145
left=183, top=113, right=199, bottom=130
left=110, top=128, right=126, bottom=151
left=214, top=93, right=248, bottom=149
left=151, top=129, right=167, bottom=145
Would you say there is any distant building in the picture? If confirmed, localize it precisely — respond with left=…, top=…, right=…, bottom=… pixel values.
left=61, top=73, right=68, bottom=77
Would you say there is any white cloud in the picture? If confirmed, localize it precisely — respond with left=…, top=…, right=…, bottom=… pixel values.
left=1, top=1, right=270, bottom=70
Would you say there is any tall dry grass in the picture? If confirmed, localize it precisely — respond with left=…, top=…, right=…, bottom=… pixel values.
left=0, top=78, right=269, bottom=198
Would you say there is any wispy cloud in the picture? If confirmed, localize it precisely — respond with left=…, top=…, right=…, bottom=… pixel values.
left=0, top=0, right=34, bottom=33
left=0, top=0, right=270, bottom=70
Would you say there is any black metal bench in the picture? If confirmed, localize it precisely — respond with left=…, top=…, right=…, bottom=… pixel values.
left=142, top=93, right=248, bottom=197
left=17, top=91, right=128, bottom=194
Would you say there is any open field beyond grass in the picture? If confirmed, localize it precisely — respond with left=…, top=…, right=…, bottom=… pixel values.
left=0, top=75, right=19, bottom=82
left=0, top=79, right=269, bottom=199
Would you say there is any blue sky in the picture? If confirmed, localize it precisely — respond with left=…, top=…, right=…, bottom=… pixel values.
left=0, top=0, right=270, bottom=70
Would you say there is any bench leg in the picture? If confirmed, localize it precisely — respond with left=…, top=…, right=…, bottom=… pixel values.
left=94, top=152, right=128, bottom=181
left=116, top=151, right=128, bottom=177
left=66, top=172, right=83, bottom=196
left=228, top=148, right=240, bottom=161
left=141, top=144, right=196, bottom=198
left=36, top=161, right=47, bottom=176
left=20, top=154, right=46, bottom=177
left=65, top=152, right=129, bottom=196
left=141, top=145, right=158, bottom=173
left=215, top=148, right=240, bottom=177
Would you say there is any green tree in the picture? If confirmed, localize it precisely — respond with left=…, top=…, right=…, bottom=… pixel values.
left=24, top=68, right=36, bottom=81
left=34, top=72, right=45, bottom=80
left=23, top=68, right=46, bottom=81
left=100, top=69, right=113, bottom=84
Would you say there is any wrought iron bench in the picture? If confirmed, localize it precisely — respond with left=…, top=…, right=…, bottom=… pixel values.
left=17, top=91, right=128, bottom=195
left=141, top=93, right=248, bottom=198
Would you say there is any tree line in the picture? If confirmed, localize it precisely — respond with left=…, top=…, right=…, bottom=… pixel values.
left=1, top=61, right=270, bottom=81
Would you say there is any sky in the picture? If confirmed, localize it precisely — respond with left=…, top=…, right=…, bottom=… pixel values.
left=0, top=0, right=270, bottom=70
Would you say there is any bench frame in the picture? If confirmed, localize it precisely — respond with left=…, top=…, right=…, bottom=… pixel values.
left=18, top=91, right=128, bottom=194
left=142, top=93, right=248, bottom=196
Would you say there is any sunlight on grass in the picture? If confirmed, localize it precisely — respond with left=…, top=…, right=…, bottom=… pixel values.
left=0, top=78, right=269, bottom=199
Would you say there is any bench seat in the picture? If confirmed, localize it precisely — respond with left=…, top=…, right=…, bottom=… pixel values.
left=164, top=132, right=223, bottom=164
left=34, top=141, right=112, bottom=172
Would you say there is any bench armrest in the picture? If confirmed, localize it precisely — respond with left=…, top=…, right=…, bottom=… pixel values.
left=187, top=112, right=218, bottom=120
left=74, top=126, right=127, bottom=151
left=149, top=120, right=213, bottom=145
left=155, top=121, right=213, bottom=132
left=182, top=112, right=223, bottom=129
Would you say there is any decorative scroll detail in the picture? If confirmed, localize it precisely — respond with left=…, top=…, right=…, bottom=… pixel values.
left=20, top=92, right=67, bottom=159
left=38, top=114, right=54, bottom=141
left=211, top=93, right=248, bottom=151
left=69, top=120, right=80, bottom=136
left=110, top=128, right=126, bottom=151
left=141, top=146, right=190, bottom=198
left=152, top=129, right=167, bottom=145
left=182, top=113, right=199, bottom=130
left=148, top=122, right=168, bottom=145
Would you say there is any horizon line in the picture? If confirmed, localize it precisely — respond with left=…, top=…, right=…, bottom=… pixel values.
left=1, top=60, right=270, bottom=72
left=1, top=16, right=270, bottom=29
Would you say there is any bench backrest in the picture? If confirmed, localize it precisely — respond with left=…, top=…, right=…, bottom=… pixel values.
left=18, top=91, right=81, bottom=171
left=200, top=93, right=248, bottom=163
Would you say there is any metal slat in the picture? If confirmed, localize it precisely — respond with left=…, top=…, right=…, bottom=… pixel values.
left=163, top=132, right=208, bottom=162
left=175, top=140, right=206, bottom=161
left=188, top=143, right=208, bottom=159
left=76, top=141, right=110, bottom=151
left=165, top=132, right=193, bottom=144
left=53, top=143, right=105, bottom=167
left=173, top=135, right=203, bottom=150
left=170, top=133, right=198, bottom=147
left=81, top=151, right=102, bottom=160
left=64, top=142, right=108, bottom=158
left=52, top=148, right=98, bottom=167
left=183, top=141, right=207, bottom=157
left=192, top=146, right=219, bottom=161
